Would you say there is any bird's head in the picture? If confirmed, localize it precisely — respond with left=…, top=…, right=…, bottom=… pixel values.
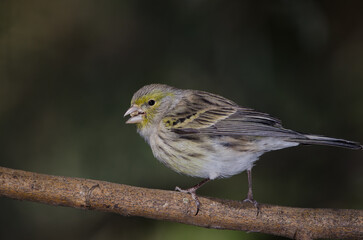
left=124, top=84, right=181, bottom=133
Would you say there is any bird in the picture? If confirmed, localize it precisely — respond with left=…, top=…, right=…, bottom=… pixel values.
left=124, top=84, right=362, bottom=215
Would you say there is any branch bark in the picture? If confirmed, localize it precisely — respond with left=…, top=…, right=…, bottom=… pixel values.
left=0, top=166, right=362, bottom=240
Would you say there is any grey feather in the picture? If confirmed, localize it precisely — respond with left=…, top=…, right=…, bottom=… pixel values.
left=289, top=134, right=362, bottom=150
left=173, top=107, right=362, bottom=150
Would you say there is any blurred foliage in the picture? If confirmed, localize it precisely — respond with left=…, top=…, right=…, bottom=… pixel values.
left=1, top=0, right=362, bottom=239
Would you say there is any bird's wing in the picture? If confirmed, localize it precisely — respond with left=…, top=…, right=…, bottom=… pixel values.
left=162, top=90, right=238, bottom=130
left=164, top=91, right=302, bottom=138
left=164, top=106, right=236, bottom=129
left=204, top=108, right=302, bottom=138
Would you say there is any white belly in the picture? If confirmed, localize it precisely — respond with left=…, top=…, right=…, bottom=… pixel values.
left=149, top=134, right=298, bottom=180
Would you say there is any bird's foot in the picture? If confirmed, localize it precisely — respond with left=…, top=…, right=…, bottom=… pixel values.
left=175, top=186, right=201, bottom=216
left=243, top=197, right=260, bottom=216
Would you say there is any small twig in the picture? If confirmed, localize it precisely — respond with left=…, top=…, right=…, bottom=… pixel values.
left=0, top=166, right=362, bottom=239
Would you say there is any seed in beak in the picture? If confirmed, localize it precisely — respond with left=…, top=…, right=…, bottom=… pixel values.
left=124, top=105, right=145, bottom=124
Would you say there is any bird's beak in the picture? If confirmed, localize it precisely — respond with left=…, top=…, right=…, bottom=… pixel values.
left=124, top=105, right=145, bottom=124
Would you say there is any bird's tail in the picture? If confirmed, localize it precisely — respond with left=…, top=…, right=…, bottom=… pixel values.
left=290, top=134, right=362, bottom=150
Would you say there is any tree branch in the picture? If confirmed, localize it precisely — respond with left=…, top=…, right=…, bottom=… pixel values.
left=0, top=166, right=362, bottom=240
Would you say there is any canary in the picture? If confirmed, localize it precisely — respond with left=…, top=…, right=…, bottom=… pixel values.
left=124, top=84, right=362, bottom=215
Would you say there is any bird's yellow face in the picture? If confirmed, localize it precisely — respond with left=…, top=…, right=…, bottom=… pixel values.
left=124, top=90, right=172, bottom=129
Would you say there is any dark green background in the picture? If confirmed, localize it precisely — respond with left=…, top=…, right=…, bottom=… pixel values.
left=1, top=1, right=362, bottom=239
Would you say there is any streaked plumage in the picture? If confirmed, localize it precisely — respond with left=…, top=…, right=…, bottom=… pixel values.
left=124, top=84, right=362, bottom=214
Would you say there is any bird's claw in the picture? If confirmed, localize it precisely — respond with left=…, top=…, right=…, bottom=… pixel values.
left=243, top=198, right=261, bottom=216
left=175, top=186, right=200, bottom=215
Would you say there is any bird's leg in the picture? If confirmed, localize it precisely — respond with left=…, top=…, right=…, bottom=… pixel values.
left=175, top=178, right=210, bottom=215
left=243, top=169, right=260, bottom=212
left=245, top=169, right=255, bottom=202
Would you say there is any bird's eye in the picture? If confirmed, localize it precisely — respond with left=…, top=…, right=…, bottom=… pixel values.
left=148, top=99, right=155, bottom=106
